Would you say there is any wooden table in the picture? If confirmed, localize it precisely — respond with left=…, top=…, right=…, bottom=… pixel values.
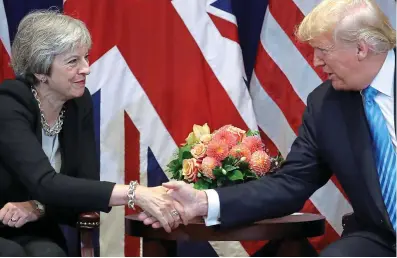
left=125, top=213, right=325, bottom=256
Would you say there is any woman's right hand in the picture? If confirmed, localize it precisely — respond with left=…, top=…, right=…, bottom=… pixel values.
left=134, top=185, right=183, bottom=233
left=0, top=201, right=41, bottom=228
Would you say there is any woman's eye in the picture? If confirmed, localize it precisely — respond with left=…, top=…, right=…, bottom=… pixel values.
left=68, top=59, right=77, bottom=64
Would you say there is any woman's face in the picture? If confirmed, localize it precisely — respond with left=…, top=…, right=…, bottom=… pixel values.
left=44, top=45, right=90, bottom=100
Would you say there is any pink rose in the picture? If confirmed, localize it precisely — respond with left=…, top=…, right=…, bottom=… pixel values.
left=190, top=143, right=207, bottom=159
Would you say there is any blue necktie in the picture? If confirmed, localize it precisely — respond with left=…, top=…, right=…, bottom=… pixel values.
left=363, top=86, right=396, bottom=231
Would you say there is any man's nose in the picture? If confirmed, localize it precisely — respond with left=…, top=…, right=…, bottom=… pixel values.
left=313, top=49, right=325, bottom=67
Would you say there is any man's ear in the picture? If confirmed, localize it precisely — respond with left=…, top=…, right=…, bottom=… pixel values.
left=357, top=40, right=369, bottom=61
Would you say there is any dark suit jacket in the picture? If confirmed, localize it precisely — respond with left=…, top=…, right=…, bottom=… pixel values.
left=216, top=80, right=396, bottom=247
left=0, top=79, right=115, bottom=238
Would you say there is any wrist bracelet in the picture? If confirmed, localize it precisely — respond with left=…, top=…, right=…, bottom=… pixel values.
left=127, top=181, right=139, bottom=209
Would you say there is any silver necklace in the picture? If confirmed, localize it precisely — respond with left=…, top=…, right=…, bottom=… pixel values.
left=31, top=87, right=65, bottom=136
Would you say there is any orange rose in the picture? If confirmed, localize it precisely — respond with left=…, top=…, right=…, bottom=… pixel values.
left=182, top=158, right=199, bottom=182
left=226, top=126, right=246, bottom=142
left=191, top=143, right=207, bottom=159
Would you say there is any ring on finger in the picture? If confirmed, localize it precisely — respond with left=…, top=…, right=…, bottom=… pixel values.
left=171, top=210, right=179, bottom=217
left=10, top=217, right=19, bottom=222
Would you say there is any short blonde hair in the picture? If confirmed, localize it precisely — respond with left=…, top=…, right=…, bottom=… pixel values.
left=296, top=0, right=396, bottom=53
left=11, top=9, right=92, bottom=85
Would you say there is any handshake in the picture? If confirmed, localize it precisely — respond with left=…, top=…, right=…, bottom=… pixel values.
left=135, top=181, right=209, bottom=233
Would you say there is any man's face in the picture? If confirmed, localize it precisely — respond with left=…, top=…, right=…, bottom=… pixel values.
left=310, top=35, right=363, bottom=91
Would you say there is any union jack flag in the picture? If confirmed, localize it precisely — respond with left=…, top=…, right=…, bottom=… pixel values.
left=0, top=0, right=395, bottom=256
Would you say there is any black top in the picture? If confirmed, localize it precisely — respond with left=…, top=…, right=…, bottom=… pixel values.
left=0, top=79, right=115, bottom=226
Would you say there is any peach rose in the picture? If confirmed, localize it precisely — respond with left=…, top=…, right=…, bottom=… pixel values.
left=182, top=158, right=199, bottom=182
left=226, top=126, right=246, bottom=142
left=191, top=143, right=207, bottom=159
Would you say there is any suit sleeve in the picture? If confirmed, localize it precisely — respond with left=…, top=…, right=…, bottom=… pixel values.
left=44, top=90, right=110, bottom=225
left=216, top=92, right=332, bottom=228
left=0, top=91, right=115, bottom=212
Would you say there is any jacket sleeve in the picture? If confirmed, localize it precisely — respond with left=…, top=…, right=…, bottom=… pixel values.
left=0, top=90, right=116, bottom=212
left=216, top=92, right=332, bottom=228
left=44, top=89, right=110, bottom=225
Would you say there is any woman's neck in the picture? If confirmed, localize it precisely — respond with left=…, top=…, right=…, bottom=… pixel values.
left=34, top=85, right=66, bottom=127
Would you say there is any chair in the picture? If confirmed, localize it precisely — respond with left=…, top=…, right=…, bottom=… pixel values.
left=76, top=212, right=100, bottom=257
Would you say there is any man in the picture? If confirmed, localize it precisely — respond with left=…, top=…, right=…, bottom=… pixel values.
left=140, top=0, right=396, bottom=255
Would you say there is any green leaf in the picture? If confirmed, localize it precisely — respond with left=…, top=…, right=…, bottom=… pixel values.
left=246, top=130, right=260, bottom=137
left=222, top=156, right=238, bottom=166
left=228, top=170, right=244, bottom=181
left=193, top=179, right=210, bottom=190
left=238, top=161, right=249, bottom=170
left=213, top=166, right=224, bottom=178
left=223, top=164, right=238, bottom=172
left=179, top=144, right=193, bottom=162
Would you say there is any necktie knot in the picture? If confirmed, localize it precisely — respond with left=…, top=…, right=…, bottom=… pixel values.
left=363, top=86, right=378, bottom=103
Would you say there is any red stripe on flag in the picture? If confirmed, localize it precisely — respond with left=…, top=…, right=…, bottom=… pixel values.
left=268, top=0, right=328, bottom=81
left=254, top=43, right=305, bottom=135
left=0, top=41, right=14, bottom=81
left=208, top=13, right=239, bottom=43
left=259, top=127, right=279, bottom=157
left=124, top=112, right=141, bottom=257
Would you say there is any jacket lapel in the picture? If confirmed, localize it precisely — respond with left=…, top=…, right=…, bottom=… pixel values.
left=341, top=91, right=394, bottom=231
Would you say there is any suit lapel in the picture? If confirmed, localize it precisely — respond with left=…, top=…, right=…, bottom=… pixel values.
left=341, top=91, right=393, bottom=231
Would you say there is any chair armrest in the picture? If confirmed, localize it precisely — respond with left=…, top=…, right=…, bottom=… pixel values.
left=342, top=212, right=354, bottom=230
left=77, top=212, right=100, bottom=257
left=77, top=212, right=100, bottom=229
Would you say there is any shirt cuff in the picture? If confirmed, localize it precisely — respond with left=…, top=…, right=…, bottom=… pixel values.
left=203, top=189, right=221, bottom=226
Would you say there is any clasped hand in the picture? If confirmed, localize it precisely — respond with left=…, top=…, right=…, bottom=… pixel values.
left=137, top=181, right=206, bottom=231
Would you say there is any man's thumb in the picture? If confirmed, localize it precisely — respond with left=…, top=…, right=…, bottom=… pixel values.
left=162, top=180, right=182, bottom=190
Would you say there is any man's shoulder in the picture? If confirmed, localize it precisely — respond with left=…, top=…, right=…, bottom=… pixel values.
left=307, top=80, right=345, bottom=107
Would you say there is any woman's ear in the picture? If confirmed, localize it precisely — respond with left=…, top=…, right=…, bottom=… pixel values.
left=34, top=73, right=47, bottom=83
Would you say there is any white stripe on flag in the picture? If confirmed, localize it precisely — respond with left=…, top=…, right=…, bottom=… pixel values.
left=172, top=0, right=258, bottom=130
left=250, top=72, right=296, bottom=158
left=260, top=8, right=322, bottom=105
left=0, top=0, right=11, bottom=55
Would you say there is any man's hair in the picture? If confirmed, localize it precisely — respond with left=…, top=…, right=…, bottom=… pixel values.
left=296, top=0, right=396, bottom=53
left=11, top=9, right=92, bottom=85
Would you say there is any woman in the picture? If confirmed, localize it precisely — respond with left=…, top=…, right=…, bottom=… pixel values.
left=0, top=10, right=182, bottom=256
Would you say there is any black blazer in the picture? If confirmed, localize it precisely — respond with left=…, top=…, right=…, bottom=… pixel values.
left=216, top=80, right=396, bottom=246
left=0, top=79, right=115, bottom=228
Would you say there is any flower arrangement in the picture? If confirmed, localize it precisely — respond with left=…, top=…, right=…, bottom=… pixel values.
left=167, top=123, right=284, bottom=190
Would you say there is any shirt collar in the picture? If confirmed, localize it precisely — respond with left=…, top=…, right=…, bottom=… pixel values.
left=370, top=49, right=395, bottom=97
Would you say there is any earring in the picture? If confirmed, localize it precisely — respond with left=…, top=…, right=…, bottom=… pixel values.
left=40, top=78, right=46, bottom=83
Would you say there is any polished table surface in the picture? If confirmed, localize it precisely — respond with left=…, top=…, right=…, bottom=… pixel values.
left=125, top=213, right=325, bottom=256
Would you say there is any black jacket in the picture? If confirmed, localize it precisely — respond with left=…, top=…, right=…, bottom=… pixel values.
left=217, top=80, right=396, bottom=248
left=0, top=79, right=115, bottom=231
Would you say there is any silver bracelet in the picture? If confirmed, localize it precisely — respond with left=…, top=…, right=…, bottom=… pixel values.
left=127, top=181, right=139, bottom=209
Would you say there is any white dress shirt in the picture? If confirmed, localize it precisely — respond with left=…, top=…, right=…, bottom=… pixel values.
left=203, top=50, right=396, bottom=226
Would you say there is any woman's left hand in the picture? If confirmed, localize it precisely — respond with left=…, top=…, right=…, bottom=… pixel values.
left=0, top=201, right=41, bottom=228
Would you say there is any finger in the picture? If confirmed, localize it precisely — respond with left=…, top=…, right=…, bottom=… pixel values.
left=137, top=211, right=150, bottom=221
left=162, top=181, right=184, bottom=190
left=173, top=201, right=188, bottom=225
left=7, top=216, right=19, bottom=227
left=143, top=216, right=158, bottom=225
left=152, top=221, right=162, bottom=229
left=158, top=216, right=172, bottom=233
left=0, top=207, right=8, bottom=222
left=14, top=218, right=27, bottom=228
left=2, top=209, right=13, bottom=225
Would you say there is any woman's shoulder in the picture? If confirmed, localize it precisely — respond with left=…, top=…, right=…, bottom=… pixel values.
left=0, top=79, right=36, bottom=111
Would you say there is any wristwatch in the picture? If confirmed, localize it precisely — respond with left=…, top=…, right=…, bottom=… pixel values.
left=33, top=200, right=45, bottom=216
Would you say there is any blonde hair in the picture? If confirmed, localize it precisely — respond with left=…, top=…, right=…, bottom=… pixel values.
left=296, top=0, right=396, bottom=53
left=11, top=9, right=92, bottom=85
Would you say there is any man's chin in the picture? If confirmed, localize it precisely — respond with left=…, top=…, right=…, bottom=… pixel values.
left=331, top=80, right=348, bottom=91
